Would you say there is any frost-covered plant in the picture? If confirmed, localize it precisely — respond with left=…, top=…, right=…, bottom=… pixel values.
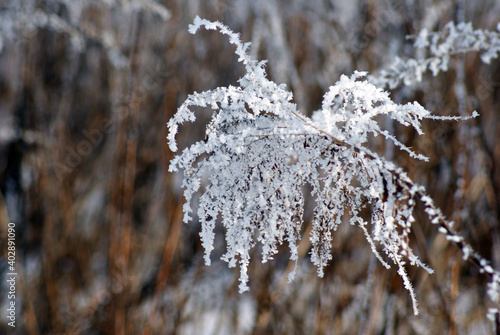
left=370, top=21, right=500, bottom=89
left=168, top=17, right=500, bottom=316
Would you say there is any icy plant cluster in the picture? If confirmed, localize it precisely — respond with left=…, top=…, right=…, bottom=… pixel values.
left=371, top=21, right=500, bottom=88
left=168, top=17, right=500, bottom=316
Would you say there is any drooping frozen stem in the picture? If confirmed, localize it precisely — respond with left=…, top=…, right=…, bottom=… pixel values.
left=168, top=18, right=499, bottom=317
left=370, top=22, right=500, bottom=89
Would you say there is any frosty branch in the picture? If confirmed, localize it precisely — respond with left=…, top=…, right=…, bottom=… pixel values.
left=370, top=21, right=500, bottom=89
left=168, top=17, right=500, bottom=317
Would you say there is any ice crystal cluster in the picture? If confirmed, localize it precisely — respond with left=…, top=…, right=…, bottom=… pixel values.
left=168, top=17, right=499, bottom=315
left=371, top=21, right=500, bottom=88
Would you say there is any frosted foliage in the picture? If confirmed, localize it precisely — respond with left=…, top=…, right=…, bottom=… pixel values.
left=168, top=18, right=498, bottom=316
left=371, top=22, right=500, bottom=89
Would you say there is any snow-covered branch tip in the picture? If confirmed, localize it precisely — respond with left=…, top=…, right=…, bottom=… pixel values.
left=168, top=18, right=497, bottom=317
left=370, top=22, right=500, bottom=89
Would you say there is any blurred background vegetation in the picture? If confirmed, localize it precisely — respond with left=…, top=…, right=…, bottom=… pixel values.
left=0, top=0, right=499, bottom=334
